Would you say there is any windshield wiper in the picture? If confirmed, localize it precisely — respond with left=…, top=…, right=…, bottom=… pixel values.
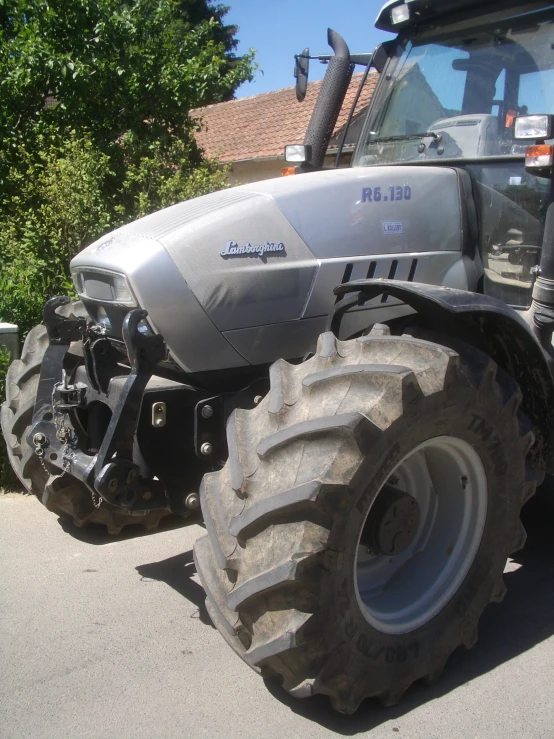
left=368, top=132, right=441, bottom=143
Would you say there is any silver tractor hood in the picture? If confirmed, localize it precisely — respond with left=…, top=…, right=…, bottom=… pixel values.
left=71, top=166, right=469, bottom=373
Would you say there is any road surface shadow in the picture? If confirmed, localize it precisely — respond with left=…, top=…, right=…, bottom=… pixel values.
left=57, top=511, right=200, bottom=544
left=262, top=489, right=554, bottom=734
left=135, top=550, right=213, bottom=628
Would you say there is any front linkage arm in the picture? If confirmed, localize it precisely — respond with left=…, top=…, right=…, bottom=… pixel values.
left=27, top=297, right=170, bottom=514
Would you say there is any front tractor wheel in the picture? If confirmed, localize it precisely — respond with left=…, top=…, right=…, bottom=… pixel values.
left=193, top=329, right=536, bottom=713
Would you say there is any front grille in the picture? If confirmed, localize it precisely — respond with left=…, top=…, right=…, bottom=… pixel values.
left=72, top=269, right=136, bottom=306
left=81, top=274, right=115, bottom=301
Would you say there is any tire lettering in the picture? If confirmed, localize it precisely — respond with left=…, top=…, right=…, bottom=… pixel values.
left=345, top=617, right=357, bottom=639
left=317, top=549, right=335, bottom=573
left=487, top=437, right=507, bottom=475
left=373, top=645, right=386, bottom=661
left=467, top=413, right=492, bottom=440
left=467, top=414, right=507, bottom=475
left=338, top=580, right=349, bottom=619
left=356, top=635, right=420, bottom=662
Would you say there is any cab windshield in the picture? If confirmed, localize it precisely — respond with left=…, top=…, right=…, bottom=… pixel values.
left=353, top=13, right=554, bottom=166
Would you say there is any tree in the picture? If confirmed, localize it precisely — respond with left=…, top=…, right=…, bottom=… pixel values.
left=0, top=0, right=254, bottom=167
left=0, top=0, right=255, bottom=331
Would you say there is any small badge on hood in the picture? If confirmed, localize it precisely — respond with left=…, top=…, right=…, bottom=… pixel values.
left=382, top=221, right=403, bottom=235
left=91, top=236, right=115, bottom=252
left=220, top=240, right=285, bottom=258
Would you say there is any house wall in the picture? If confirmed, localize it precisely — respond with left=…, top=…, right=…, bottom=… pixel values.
left=229, top=159, right=284, bottom=185
left=229, top=150, right=354, bottom=186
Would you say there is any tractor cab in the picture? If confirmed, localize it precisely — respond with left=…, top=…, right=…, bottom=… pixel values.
left=355, top=0, right=554, bottom=308
left=294, top=2, right=554, bottom=309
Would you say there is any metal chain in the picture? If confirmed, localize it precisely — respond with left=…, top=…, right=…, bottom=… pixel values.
left=50, top=411, right=103, bottom=509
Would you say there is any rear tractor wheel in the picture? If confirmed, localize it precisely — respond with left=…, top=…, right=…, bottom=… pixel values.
left=194, top=328, right=536, bottom=713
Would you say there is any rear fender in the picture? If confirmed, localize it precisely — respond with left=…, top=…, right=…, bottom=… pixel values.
left=329, top=279, right=554, bottom=470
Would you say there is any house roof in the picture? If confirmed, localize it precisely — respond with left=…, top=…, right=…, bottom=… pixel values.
left=190, top=71, right=378, bottom=163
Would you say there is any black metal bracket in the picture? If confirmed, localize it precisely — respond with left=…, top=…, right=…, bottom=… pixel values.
left=194, top=395, right=224, bottom=462
left=27, top=296, right=89, bottom=473
left=52, top=377, right=87, bottom=412
left=28, top=302, right=172, bottom=513
left=193, top=376, right=269, bottom=464
left=44, top=296, right=86, bottom=344
left=31, top=297, right=88, bottom=425
left=83, top=334, right=122, bottom=394
left=91, top=309, right=168, bottom=509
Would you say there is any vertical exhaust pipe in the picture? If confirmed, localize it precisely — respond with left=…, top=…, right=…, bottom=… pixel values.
left=303, top=29, right=354, bottom=169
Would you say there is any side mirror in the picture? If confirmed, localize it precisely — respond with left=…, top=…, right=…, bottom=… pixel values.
left=294, top=48, right=309, bottom=102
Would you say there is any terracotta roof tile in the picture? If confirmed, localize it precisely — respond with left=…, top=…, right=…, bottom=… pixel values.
left=190, top=71, right=378, bottom=162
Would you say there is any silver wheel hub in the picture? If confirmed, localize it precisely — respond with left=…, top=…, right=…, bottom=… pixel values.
left=360, top=486, right=421, bottom=557
left=355, top=436, right=488, bottom=634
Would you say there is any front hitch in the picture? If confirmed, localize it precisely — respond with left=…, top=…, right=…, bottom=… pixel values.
left=27, top=298, right=171, bottom=514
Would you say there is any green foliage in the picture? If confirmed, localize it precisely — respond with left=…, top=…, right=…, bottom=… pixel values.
left=0, top=0, right=255, bottom=185
left=0, top=131, right=115, bottom=332
left=117, top=135, right=232, bottom=221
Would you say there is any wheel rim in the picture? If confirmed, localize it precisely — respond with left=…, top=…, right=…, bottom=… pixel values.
left=355, top=435, right=488, bottom=634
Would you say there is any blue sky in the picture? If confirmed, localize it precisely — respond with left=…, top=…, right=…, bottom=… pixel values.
left=225, top=0, right=395, bottom=98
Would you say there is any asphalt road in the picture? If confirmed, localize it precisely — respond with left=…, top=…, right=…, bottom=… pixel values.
left=2, top=491, right=554, bottom=739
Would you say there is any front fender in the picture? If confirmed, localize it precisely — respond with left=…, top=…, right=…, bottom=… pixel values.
left=330, top=279, right=554, bottom=470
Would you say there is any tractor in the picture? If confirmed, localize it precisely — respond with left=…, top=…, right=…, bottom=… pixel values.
left=2, top=0, right=554, bottom=714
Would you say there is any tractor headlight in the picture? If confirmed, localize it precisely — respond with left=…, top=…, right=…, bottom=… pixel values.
left=391, top=3, right=410, bottom=25
left=285, top=144, right=312, bottom=163
left=71, top=268, right=137, bottom=306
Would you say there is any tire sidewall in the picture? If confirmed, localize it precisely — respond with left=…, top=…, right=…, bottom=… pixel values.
left=318, top=382, right=524, bottom=693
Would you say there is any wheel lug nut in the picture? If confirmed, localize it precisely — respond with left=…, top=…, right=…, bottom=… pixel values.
left=185, top=492, right=200, bottom=510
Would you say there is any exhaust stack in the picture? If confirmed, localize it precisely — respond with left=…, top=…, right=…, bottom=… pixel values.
left=303, top=29, right=354, bottom=169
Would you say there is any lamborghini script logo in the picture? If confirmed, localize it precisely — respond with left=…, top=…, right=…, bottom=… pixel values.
left=220, top=240, right=285, bottom=258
